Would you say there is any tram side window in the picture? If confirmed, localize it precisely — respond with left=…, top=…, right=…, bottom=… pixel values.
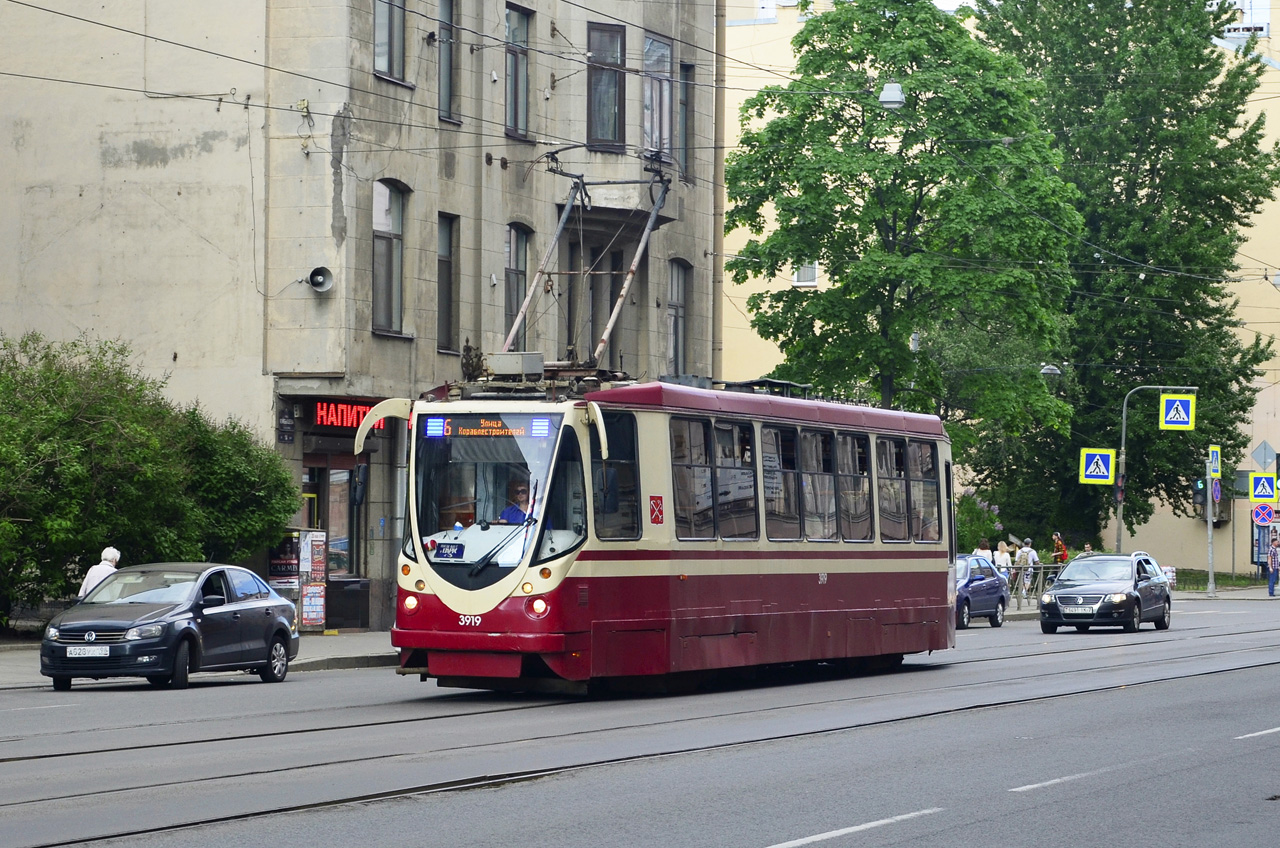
left=715, top=421, right=758, bottom=540
left=762, top=426, right=801, bottom=540
left=800, top=430, right=838, bottom=541
left=671, top=417, right=715, bottom=540
left=590, top=412, right=640, bottom=540
left=536, top=429, right=588, bottom=563
left=836, top=433, right=873, bottom=541
left=876, top=438, right=909, bottom=542
left=908, top=441, right=941, bottom=542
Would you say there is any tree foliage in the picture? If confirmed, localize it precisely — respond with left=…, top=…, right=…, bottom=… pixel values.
left=724, top=0, right=1082, bottom=425
left=0, top=333, right=300, bottom=623
left=971, top=0, right=1279, bottom=540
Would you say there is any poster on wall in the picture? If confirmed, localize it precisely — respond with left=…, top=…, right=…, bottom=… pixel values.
left=268, top=532, right=301, bottom=592
left=304, top=529, right=327, bottom=583
left=300, top=584, right=326, bottom=627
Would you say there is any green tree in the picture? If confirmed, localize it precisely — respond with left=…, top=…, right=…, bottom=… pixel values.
left=724, top=0, right=1082, bottom=422
left=972, top=0, right=1279, bottom=538
left=0, top=332, right=299, bottom=624
left=178, top=408, right=301, bottom=564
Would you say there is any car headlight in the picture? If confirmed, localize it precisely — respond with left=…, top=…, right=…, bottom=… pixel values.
left=45, top=625, right=59, bottom=641
left=1107, top=593, right=1128, bottom=604
left=125, top=623, right=166, bottom=640
left=1041, top=593, right=1053, bottom=604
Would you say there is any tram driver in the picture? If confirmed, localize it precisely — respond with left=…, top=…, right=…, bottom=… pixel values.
left=497, top=482, right=531, bottom=524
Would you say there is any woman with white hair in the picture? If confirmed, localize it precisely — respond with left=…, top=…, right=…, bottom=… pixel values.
left=78, top=546, right=121, bottom=598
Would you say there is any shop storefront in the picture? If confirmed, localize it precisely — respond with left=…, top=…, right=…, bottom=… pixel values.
left=278, top=396, right=394, bottom=631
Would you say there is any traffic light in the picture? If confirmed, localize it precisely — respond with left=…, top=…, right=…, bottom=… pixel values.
left=1192, top=478, right=1207, bottom=507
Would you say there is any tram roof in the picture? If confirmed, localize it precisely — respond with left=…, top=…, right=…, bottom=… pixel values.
left=583, top=382, right=947, bottom=439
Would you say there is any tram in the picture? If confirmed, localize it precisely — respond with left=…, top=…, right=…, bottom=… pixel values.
left=356, top=378, right=956, bottom=692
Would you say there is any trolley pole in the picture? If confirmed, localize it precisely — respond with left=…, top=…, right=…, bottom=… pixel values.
left=1206, top=457, right=1217, bottom=599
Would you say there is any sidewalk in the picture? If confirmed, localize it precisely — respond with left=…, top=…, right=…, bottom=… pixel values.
left=0, top=630, right=398, bottom=691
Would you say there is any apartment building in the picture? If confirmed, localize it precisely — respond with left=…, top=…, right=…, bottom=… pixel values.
left=0, top=0, right=720, bottom=628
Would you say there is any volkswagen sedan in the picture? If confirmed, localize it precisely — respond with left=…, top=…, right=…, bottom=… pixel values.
left=1039, top=552, right=1171, bottom=634
left=40, top=563, right=299, bottom=690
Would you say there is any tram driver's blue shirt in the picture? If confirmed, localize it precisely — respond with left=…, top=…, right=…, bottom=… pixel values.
left=499, top=505, right=529, bottom=524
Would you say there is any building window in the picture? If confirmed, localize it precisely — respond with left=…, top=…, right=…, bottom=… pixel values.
left=505, top=224, right=529, bottom=350
left=676, top=63, right=695, bottom=175
left=643, top=34, right=673, bottom=156
left=438, top=214, right=458, bottom=352
left=373, top=180, right=405, bottom=334
left=793, top=261, right=818, bottom=288
left=439, top=0, right=457, bottom=119
left=587, top=24, right=625, bottom=150
left=506, top=6, right=530, bottom=137
left=374, top=0, right=406, bottom=80
left=666, top=260, right=687, bottom=376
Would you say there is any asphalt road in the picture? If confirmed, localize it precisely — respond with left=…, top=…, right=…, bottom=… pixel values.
left=2, top=598, right=1278, bottom=848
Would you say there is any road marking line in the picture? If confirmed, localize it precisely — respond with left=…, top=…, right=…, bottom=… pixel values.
left=763, top=808, right=944, bottom=848
left=1009, top=769, right=1111, bottom=793
left=1235, top=726, right=1280, bottom=740
left=0, top=704, right=76, bottom=713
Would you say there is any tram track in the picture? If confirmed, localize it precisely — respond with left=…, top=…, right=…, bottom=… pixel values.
left=6, top=630, right=1280, bottom=848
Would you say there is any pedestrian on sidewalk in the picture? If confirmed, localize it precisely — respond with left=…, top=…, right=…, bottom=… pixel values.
left=993, top=541, right=1013, bottom=581
left=1268, top=536, right=1279, bottom=597
left=1016, top=538, right=1040, bottom=598
left=78, top=546, right=121, bottom=598
left=1051, top=531, right=1068, bottom=564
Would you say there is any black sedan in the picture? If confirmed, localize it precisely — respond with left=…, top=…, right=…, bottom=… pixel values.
left=40, top=563, right=300, bottom=690
left=1039, top=552, right=1172, bottom=634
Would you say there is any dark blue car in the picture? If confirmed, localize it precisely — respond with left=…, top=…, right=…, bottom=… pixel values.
left=955, top=554, right=1011, bottom=629
left=40, top=563, right=299, bottom=691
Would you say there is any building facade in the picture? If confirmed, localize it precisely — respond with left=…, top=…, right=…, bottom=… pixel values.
left=0, top=0, right=720, bottom=628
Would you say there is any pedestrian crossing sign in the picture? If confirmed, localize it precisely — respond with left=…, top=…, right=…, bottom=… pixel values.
left=1079, top=449, right=1116, bottom=485
left=1250, top=472, right=1278, bottom=503
left=1209, top=444, right=1221, bottom=479
left=1159, top=393, right=1196, bottom=430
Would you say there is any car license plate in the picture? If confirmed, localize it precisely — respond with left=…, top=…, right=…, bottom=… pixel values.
left=66, top=646, right=109, bottom=658
left=436, top=543, right=465, bottom=560
left=1063, top=605, right=1093, bottom=614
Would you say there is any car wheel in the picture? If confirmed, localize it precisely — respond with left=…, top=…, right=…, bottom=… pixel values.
left=170, top=641, right=191, bottom=689
left=1040, top=621, right=1058, bottom=634
left=1075, top=625, right=1090, bottom=633
left=146, top=675, right=172, bottom=687
left=1123, top=603, right=1141, bottom=633
left=258, top=637, right=289, bottom=683
left=957, top=601, right=971, bottom=630
left=52, top=676, right=71, bottom=691
left=989, top=601, right=1005, bottom=628
left=1154, top=600, right=1171, bottom=631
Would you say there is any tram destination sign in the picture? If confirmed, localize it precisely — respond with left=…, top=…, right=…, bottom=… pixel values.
left=423, top=415, right=554, bottom=439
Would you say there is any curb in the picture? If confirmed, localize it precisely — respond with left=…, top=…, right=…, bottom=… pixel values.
left=291, top=654, right=400, bottom=672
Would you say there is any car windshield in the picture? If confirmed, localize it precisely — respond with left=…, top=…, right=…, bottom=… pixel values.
left=1058, top=558, right=1132, bottom=582
left=955, top=559, right=971, bottom=582
left=82, top=570, right=199, bottom=605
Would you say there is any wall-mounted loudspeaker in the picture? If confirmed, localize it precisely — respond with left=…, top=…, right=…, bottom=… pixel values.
left=308, top=266, right=334, bottom=293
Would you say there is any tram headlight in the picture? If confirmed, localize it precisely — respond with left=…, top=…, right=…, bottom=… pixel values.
left=403, top=595, right=419, bottom=613
left=525, top=597, right=549, bottom=619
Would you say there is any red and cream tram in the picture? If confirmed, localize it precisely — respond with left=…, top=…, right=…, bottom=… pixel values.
left=356, top=381, right=956, bottom=692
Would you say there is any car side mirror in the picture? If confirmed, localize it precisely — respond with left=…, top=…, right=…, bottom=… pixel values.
left=201, top=594, right=226, bottom=607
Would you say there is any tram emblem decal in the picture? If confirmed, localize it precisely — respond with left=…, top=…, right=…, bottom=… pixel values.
left=649, top=495, right=664, bottom=525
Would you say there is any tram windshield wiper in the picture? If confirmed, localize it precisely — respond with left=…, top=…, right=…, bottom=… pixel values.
left=468, top=516, right=535, bottom=578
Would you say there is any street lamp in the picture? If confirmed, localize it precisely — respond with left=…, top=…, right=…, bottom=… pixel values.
left=1115, top=384, right=1198, bottom=554
left=878, top=81, right=905, bottom=110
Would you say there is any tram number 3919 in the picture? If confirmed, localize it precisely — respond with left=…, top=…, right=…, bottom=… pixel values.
left=459, top=615, right=482, bottom=627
